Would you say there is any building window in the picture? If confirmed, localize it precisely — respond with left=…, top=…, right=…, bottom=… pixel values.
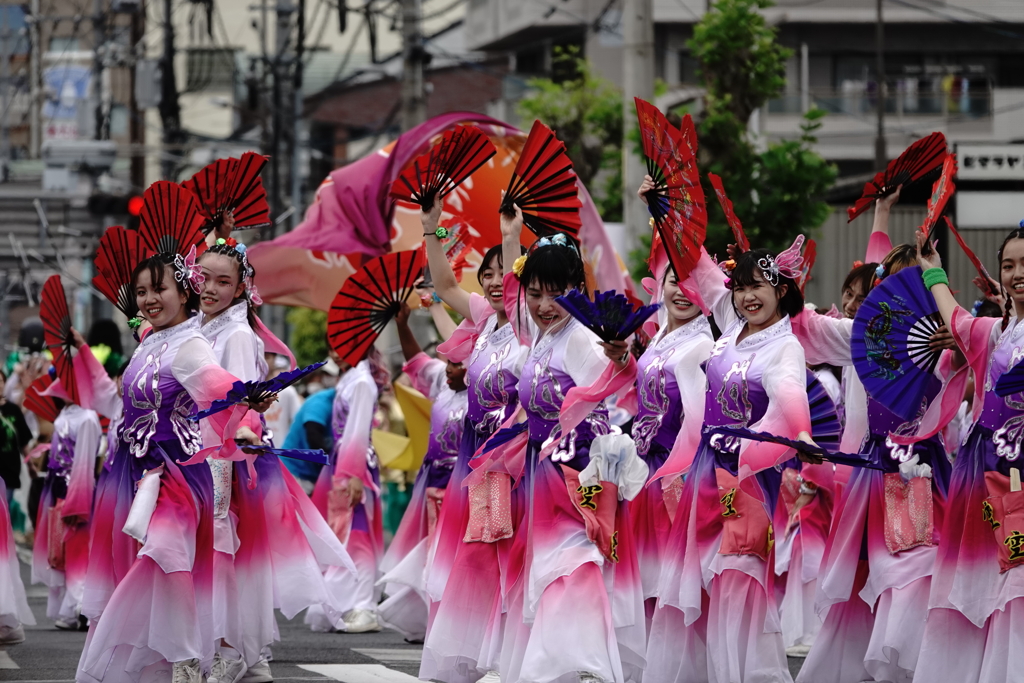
left=186, top=48, right=237, bottom=92
left=48, top=37, right=80, bottom=53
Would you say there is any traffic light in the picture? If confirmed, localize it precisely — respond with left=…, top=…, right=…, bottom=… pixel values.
left=88, top=193, right=144, bottom=228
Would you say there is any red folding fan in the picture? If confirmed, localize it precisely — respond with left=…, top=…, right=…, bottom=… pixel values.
left=847, top=132, right=948, bottom=222
left=327, top=249, right=427, bottom=367
left=390, top=125, right=497, bottom=210
left=93, top=225, right=147, bottom=319
left=797, top=238, right=817, bottom=295
left=944, top=215, right=998, bottom=298
left=24, top=375, right=61, bottom=423
left=920, top=153, right=956, bottom=255
left=40, top=275, right=79, bottom=405
left=708, top=172, right=750, bottom=253
left=499, top=120, right=583, bottom=239
left=183, top=152, right=271, bottom=234
left=138, top=181, right=208, bottom=257
left=635, top=97, right=707, bottom=282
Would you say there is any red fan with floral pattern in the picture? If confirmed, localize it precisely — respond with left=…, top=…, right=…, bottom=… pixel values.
left=93, top=225, right=147, bottom=319
left=708, top=172, right=750, bottom=253
left=920, top=153, right=956, bottom=256
left=390, top=125, right=497, bottom=210
left=40, top=275, right=79, bottom=405
left=24, top=375, right=61, bottom=423
left=944, top=215, right=997, bottom=298
left=138, top=181, right=208, bottom=257
left=797, top=238, right=817, bottom=295
left=635, top=97, right=706, bottom=282
left=498, top=120, right=583, bottom=239
left=847, top=132, right=948, bottom=222
left=327, top=249, right=426, bottom=367
left=183, top=152, right=271, bottom=234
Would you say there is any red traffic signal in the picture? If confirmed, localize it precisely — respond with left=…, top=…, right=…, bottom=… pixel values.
left=127, top=195, right=144, bottom=216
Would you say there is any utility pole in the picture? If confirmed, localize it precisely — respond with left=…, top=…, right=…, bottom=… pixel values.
left=159, top=0, right=182, bottom=179
left=29, top=0, right=40, bottom=158
left=93, top=0, right=106, bottom=139
left=289, top=0, right=304, bottom=229
left=0, top=7, right=11, bottom=176
left=129, top=2, right=145, bottom=188
left=270, top=0, right=293, bottom=226
left=622, top=0, right=654, bottom=246
left=399, top=0, right=425, bottom=132
left=874, top=0, right=886, bottom=171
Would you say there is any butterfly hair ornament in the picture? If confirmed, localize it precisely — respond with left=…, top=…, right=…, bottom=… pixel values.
left=215, top=237, right=263, bottom=306
left=756, top=234, right=805, bottom=286
left=173, top=244, right=205, bottom=294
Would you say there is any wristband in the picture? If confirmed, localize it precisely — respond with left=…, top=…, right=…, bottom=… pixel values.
left=423, top=226, right=449, bottom=239
left=922, top=267, right=949, bottom=289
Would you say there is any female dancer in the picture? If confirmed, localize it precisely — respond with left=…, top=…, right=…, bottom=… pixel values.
left=911, top=223, right=1024, bottom=682
left=31, top=373, right=101, bottom=630
left=197, top=238, right=354, bottom=682
left=77, top=249, right=265, bottom=683
left=648, top=226, right=818, bottom=683
left=495, top=206, right=645, bottom=683
left=419, top=196, right=525, bottom=683
left=377, top=303, right=468, bottom=641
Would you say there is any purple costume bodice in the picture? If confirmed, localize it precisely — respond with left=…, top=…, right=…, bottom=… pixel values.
left=120, top=318, right=204, bottom=462
left=518, top=319, right=611, bottom=470
left=466, top=317, right=521, bottom=437
left=422, top=387, right=468, bottom=487
left=633, top=316, right=712, bottom=458
left=50, top=410, right=76, bottom=479
left=980, top=319, right=1024, bottom=460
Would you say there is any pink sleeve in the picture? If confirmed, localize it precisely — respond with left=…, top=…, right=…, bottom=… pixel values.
left=62, top=412, right=101, bottom=523
left=73, top=345, right=121, bottom=419
left=890, top=306, right=1000, bottom=445
left=436, top=294, right=493, bottom=363
left=652, top=339, right=714, bottom=481
left=738, top=341, right=812, bottom=495
left=866, top=231, right=893, bottom=264
left=691, top=249, right=736, bottom=330
left=403, top=352, right=446, bottom=398
left=254, top=314, right=296, bottom=370
left=790, top=310, right=853, bottom=367
left=333, top=378, right=378, bottom=488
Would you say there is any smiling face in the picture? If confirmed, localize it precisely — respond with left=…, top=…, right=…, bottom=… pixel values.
left=842, top=279, right=867, bottom=319
left=526, top=280, right=569, bottom=332
left=478, top=251, right=504, bottom=313
left=732, top=268, right=785, bottom=328
left=135, top=264, right=189, bottom=331
left=445, top=360, right=468, bottom=391
left=663, top=271, right=700, bottom=324
left=199, top=252, right=245, bottom=317
left=1001, top=238, right=1024, bottom=315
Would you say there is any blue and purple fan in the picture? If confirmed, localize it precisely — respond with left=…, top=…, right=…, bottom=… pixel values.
left=806, top=371, right=842, bottom=450
left=852, top=266, right=943, bottom=422
left=190, top=361, right=326, bottom=421
left=995, top=361, right=1024, bottom=397
left=708, top=426, right=882, bottom=470
left=555, top=289, right=660, bottom=343
left=237, top=444, right=329, bottom=465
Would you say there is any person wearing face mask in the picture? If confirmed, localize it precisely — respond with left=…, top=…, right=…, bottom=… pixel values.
left=629, top=185, right=715, bottom=664
left=196, top=239, right=355, bottom=683
left=376, top=303, right=468, bottom=643
left=486, top=206, right=645, bottom=683
left=418, top=195, right=526, bottom=683
left=908, top=223, right=1024, bottom=683
left=648, top=226, right=820, bottom=683
left=76, top=241, right=269, bottom=683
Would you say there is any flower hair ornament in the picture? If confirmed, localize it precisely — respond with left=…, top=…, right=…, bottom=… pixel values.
left=512, top=233, right=580, bottom=279
left=757, top=234, right=805, bottom=286
left=215, top=238, right=263, bottom=305
left=173, top=244, right=205, bottom=294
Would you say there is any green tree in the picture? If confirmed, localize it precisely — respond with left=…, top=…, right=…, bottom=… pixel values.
left=691, top=0, right=837, bottom=257
left=286, top=307, right=329, bottom=369
left=517, top=46, right=624, bottom=221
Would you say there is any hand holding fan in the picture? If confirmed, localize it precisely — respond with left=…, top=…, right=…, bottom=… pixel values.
left=708, top=172, right=750, bottom=253
left=498, top=120, right=582, bottom=239
left=390, top=125, right=496, bottom=210
left=847, top=132, right=948, bottom=222
left=797, top=239, right=817, bottom=295
left=328, top=249, right=426, bottom=367
left=183, top=152, right=271, bottom=233
left=40, top=275, right=79, bottom=405
left=138, top=181, right=208, bottom=256
left=93, top=225, right=146, bottom=319
left=944, top=215, right=998, bottom=298
left=189, top=361, right=326, bottom=421
left=635, top=97, right=707, bottom=282
left=919, top=153, right=956, bottom=257
left=24, top=374, right=61, bottom=423
left=708, top=425, right=883, bottom=470
left=852, top=266, right=943, bottom=421
left=554, top=289, right=660, bottom=343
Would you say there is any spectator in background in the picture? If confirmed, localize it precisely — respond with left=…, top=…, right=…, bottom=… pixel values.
left=281, top=359, right=340, bottom=494
left=85, top=320, right=125, bottom=378
left=263, top=354, right=303, bottom=445
left=0, top=370, right=31, bottom=506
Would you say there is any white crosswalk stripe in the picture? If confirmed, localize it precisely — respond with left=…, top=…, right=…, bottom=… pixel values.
left=298, top=664, right=420, bottom=682
left=0, top=650, right=20, bottom=669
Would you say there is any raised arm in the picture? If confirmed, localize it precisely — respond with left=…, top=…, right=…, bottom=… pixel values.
left=395, top=303, right=423, bottom=363
left=422, top=194, right=473, bottom=320
left=866, top=187, right=900, bottom=263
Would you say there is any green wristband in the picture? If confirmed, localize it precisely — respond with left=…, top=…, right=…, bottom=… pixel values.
left=922, top=267, right=949, bottom=289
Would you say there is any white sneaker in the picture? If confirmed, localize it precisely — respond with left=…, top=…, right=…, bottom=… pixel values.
left=209, top=653, right=247, bottom=683
left=54, top=618, right=77, bottom=631
left=0, top=624, right=24, bottom=644
left=578, top=673, right=607, bottom=683
left=172, top=659, right=203, bottom=683
left=239, top=656, right=273, bottom=683
left=786, top=643, right=812, bottom=658
left=342, top=608, right=381, bottom=633
left=478, top=672, right=501, bottom=683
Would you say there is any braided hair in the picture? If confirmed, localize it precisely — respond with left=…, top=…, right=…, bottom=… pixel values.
left=997, top=225, right=1024, bottom=331
left=202, top=241, right=259, bottom=330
